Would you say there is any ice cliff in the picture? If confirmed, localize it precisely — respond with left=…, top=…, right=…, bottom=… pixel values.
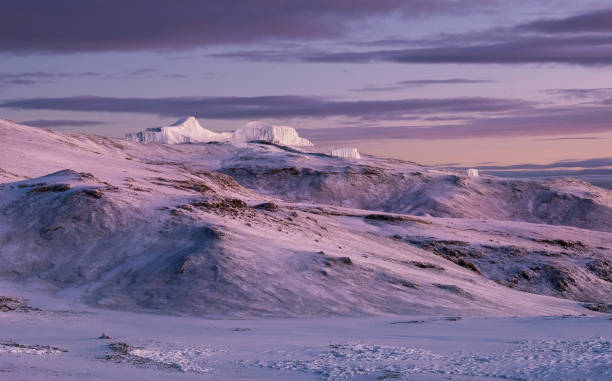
left=232, top=121, right=313, bottom=146
left=466, top=168, right=479, bottom=177
left=330, top=147, right=361, bottom=159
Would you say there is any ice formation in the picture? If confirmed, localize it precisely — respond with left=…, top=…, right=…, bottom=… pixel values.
left=466, top=168, right=479, bottom=177
left=330, top=147, right=361, bottom=159
left=232, top=121, right=313, bottom=146
left=125, top=116, right=231, bottom=144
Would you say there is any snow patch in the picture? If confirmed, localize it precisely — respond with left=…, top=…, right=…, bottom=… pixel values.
left=130, top=346, right=220, bottom=373
left=0, top=341, right=66, bottom=355
left=125, top=116, right=231, bottom=144
left=106, top=341, right=223, bottom=373
left=330, top=147, right=361, bottom=160
left=232, top=121, right=313, bottom=146
left=248, top=338, right=612, bottom=380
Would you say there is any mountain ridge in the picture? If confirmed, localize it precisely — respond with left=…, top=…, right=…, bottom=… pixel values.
left=0, top=119, right=610, bottom=317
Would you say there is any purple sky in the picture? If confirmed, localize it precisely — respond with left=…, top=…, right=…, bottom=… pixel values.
left=1, top=0, right=612, bottom=166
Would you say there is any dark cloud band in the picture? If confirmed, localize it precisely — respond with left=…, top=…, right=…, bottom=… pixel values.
left=0, top=0, right=476, bottom=54
left=262, top=35, right=612, bottom=66
left=353, top=78, right=495, bottom=92
left=301, top=105, right=612, bottom=141
left=213, top=9, right=612, bottom=66
left=520, top=8, right=612, bottom=33
left=18, top=119, right=108, bottom=128
left=0, top=95, right=531, bottom=120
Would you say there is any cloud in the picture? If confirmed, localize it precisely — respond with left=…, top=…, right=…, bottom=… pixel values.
left=473, top=157, right=612, bottom=170
left=212, top=8, right=612, bottom=66
left=122, top=68, right=159, bottom=77
left=544, top=88, right=612, bottom=100
left=4, top=2, right=610, bottom=67
left=0, top=70, right=190, bottom=89
left=449, top=156, right=612, bottom=190
left=18, top=119, right=108, bottom=128
left=462, top=105, right=612, bottom=136
left=116, top=68, right=189, bottom=79
left=0, top=0, right=489, bottom=54
left=213, top=35, right=612, bottom=66
left=0, top=71, right=100, bottom=88
left=536, top=136, right=606, bottom=141
left=2, top=79, right=39, bottom=85
left=300, top=104, right=612, bottom=141
left=3, top=95, right=609, bottom=140
left=0, top=95, right=532, bottom=120
left=353, top=78, right=495, bottom=92
left=520, top=8, right=612, bottom=33
left=305, top=35, right=612, bottom=65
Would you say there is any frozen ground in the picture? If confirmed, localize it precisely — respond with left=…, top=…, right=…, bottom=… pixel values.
left=0, top=283, right=611, bottom=381
left=0, top=118, right=610, bottom=379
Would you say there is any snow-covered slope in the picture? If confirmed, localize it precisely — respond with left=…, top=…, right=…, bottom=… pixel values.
left=125, top=116, right=231, bottom=144
left=0, top=119, right=610, bottom=318
left=221, top=150, right=612, bottom=233
left=232, top=121, right=313, bottom=146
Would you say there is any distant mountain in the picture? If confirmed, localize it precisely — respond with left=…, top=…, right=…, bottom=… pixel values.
left=125, top=116, right=231, bottom=143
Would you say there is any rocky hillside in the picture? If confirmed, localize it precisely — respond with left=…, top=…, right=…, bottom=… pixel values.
left=0, top=119, right=610, bottom=317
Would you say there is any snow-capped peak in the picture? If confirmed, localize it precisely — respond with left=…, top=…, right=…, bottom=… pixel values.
left=125, top=116, right=231, bottom=144
left=170, top=115, right=199, bottom=128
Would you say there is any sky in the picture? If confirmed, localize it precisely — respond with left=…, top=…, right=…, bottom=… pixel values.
left=1, top=0, right=612, bottom=166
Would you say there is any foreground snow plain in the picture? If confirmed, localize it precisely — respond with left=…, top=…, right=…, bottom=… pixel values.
left=0, top=118, right=611, bottom=379
left=1, top=281, right=611, bottom=381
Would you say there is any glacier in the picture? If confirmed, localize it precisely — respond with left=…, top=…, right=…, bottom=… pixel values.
left=466, top=168, right=480, bottom=177
left=124, top=116, right=231, bottom=144
left=232, top=121, right=313, bottom=146
left=330, top=147, right=361, bottom=159
left=124, top=118, right=312, bottom=147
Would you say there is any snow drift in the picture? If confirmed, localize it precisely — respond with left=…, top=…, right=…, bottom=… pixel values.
left=232, top=121, right=313, bottom=146
left=331, top=147, right=361, bottom=159
left=125, top=116, right=231, bottom=144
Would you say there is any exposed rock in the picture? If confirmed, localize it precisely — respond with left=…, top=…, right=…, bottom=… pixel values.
left=584, top=303, right=612, bottom=313
left=409, top=261, right=444, bottom=271
left=254, top=202, right=279, bottom=211
left=587, top=259, right=612, bottom=282
left=433, top=284, right=474, bottom=300
left=0, top=296, right=39, bottom=312
left=364, top=214, right=409, bottom=222
left=28, top=184, right=71, bottom=194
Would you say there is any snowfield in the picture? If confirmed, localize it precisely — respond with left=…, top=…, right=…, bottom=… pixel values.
left=0, top=118, right=610, bottom=379
left=0, top=288, right=610, bottom=381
